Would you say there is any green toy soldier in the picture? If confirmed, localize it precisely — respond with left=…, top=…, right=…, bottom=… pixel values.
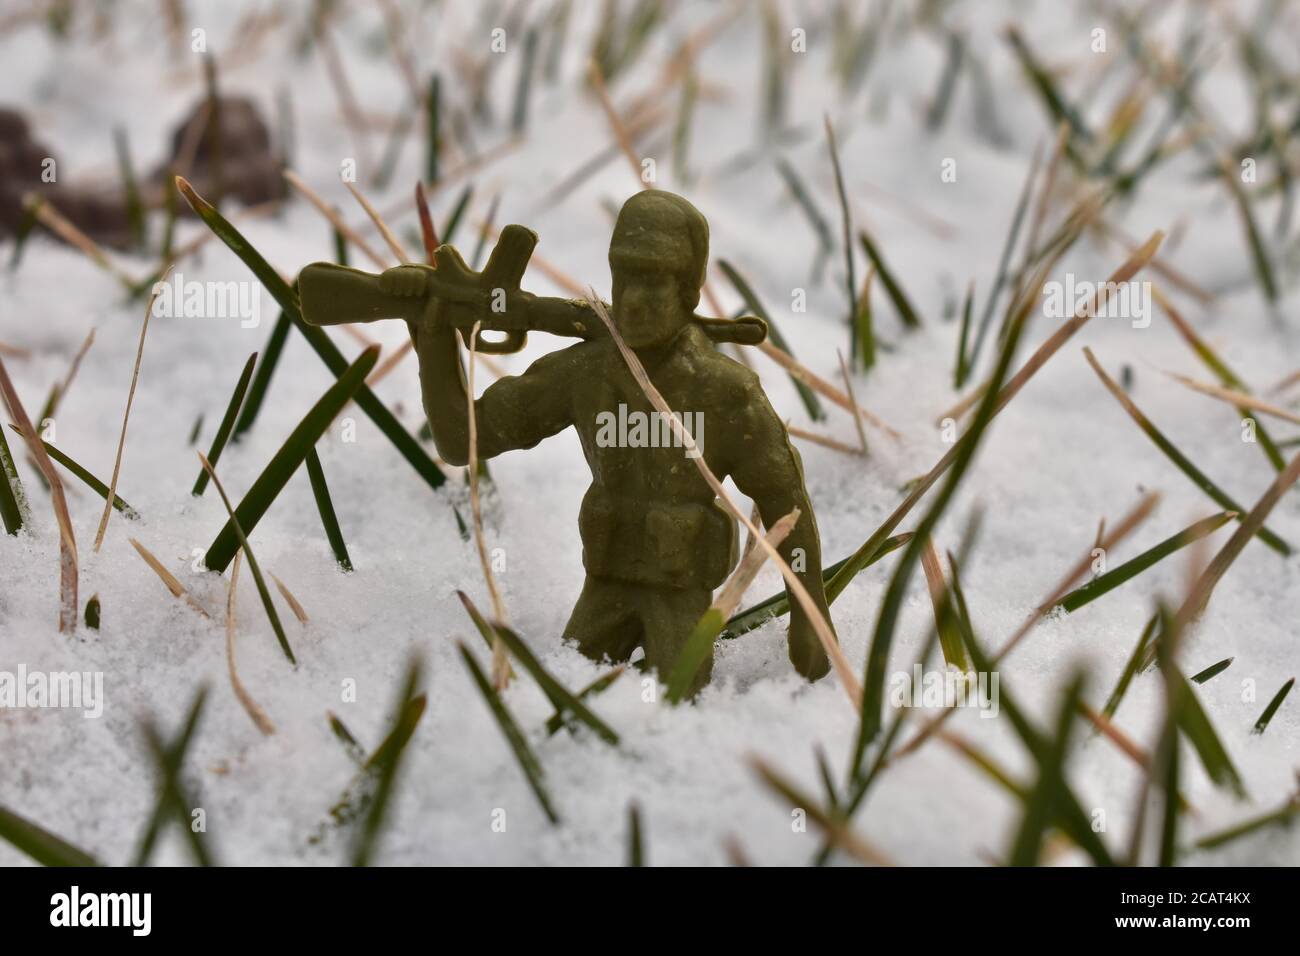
left=301, top=190, right=836, bottom=695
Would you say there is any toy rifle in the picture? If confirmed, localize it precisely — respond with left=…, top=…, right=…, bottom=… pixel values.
left=298, top=224, right=766, bottom=354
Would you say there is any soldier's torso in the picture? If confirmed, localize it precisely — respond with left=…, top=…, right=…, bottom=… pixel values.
left=565, top=325, right=752, bottom=589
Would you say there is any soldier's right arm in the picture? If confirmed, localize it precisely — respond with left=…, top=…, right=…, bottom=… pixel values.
left=413, top=321, right=576, bottom=467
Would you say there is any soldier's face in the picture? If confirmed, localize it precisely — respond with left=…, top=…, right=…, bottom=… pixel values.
left=612, top=267, right=687, bottom=348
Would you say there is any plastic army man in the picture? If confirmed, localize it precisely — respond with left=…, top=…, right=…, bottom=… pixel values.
left=303, top=190, right=837, bottom=696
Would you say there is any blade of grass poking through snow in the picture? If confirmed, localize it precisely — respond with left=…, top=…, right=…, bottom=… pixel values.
left=919, top=536, right=968, bottom=671
left=233, top=306, right=290, bottom=439
left=203, top=346, right=379, bottom=575
left=1253, top=678, right=1294, bottom=735
left=1009, top=673, right=1086, bottom=866
left=723, top=533, right=912, bottom=637
left=94, top=272, right=162, bottom=552
left=1190, top=657, right=1232, bottom=684
left=133, top=687, right=210, bottom=866
left=353, top=667, right=426, bottom=866
left=225, top=553, right=275, bottom=734
left=717, top=259, right=824, bottom=421
left=1173, top=450, right=1300, bottom=634
left=305, top=447, right=351, bottom=570
left=269, top=572, right=309, bottom=624
left=856, top=265, right=876, bottom=371
left=1217, top=154, right=1277, bottom=303
left=84, top=593, right=100, bottom=629
left=1082, top=347, right=1290, bottom=556
left=193, top=353, right=256, bottom=495
left=0, top=354, right=76, bottom=630
left=0, top=805, right=100, bottom=867
left=328, top=711, right=366, bottom=765
left=7, top=426, right=137, bottom=516
left=1055, top=510, right=1234, bottom=613
left=824, top=116, right=857, bottom=349
left=774, top=159, right=832, bottom=259
left=857, top=228, right=921, bottom=328
left=667, top=509, right=799, bottom=703
left=130, top=538, right=209, bottom=618
left=1102, top=615, right=1157, bottom=720
left=1004, top=27, right=1091, bottom=157
left=626, top=802, right=644, bottom=867
left=0, top=419, right=27, bottom=533
left=1175, top=669, right=1246, bottom=798
left=442, top=184, right=472, bottom=246
left=954, top=279, right=973, bottom=388
left=458, top=591, right=616, bottom=744
left=546, top=667, right=623, bottom=736
left=1155, top=286, right=1285, bottom=472
left=174, top=179, right=455, bottom=514
left=749, top=757, right=892, bottom=866
left=1193, top=792, right=1300, bottom=851
left=199, top=452, right=294, bottom=664
left=458, top=641, right=559, bottom=824
left=114, top=125, right=146, bottom=249
left=589, top=291, right=858, bottom=709
left=828, top=233, right=1163, bottom=610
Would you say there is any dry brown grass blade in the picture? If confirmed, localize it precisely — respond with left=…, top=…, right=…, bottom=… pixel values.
left=757, top=341, right=900, bottom=438
left=27, top=195, right=139, bottom=288
left=749, top=756, right=893, bottom=866
left=0, top=341, right=31, bottom=359
left=713, top=508, right=799, bottom=618
left=0, top=354, right=77, bottom=630
left=283, top=169, right=387, bottom=268
left=587, top=58, right=648, bottom=190
left=314, top=19, right=374, bottom=173
left=588, top=291, right=861, bottom=708
left=269, top=571, right=309, bottom=624
left=129, top=537, right=209, bottom=618
left=49, top=328, right=96, bottom=418
left=1097, top=219, right=1214, bottom=305
left=342, top=178, right=412, bottom=264
left=1161, top=370, right=1300, bottom=426
left=1173, top=450, right=1300, bottom=632
left=461, top=322, right=511, bottom=688
left=94, top=273, right=163, bottom=552
left=838, top=349, right=868, bottom=453
left=227, top=552, right=276, bottom=735
left=786, top=424, right=865, bottom=457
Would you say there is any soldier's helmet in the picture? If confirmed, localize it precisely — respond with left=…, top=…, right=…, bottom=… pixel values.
left=608, top=190, right=709, bottom=308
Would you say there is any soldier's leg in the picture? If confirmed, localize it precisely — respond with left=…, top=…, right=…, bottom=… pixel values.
left=638, top=585, right=714, bottom=696
left=561, top=576, right=642, bottom=664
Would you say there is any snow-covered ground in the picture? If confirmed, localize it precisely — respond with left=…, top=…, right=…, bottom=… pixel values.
left=1, top=1, right=1297, bottom=866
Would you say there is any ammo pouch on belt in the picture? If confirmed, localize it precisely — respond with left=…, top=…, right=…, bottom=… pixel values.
left=579, top=487, right=739, bottom=590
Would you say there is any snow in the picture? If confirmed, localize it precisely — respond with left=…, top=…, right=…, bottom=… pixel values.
left=1, top=1, right=1297, bottom=866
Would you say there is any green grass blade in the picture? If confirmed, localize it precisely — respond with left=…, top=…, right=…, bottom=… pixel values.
left=8, top=425, right=136, bottom=517
left=0, top=419, right=27, bottom=533
left=327, top=711, right=366, bottom=765
left=305, top=447, right=352, bottom=571
left=1177, top=672, right=1246, bottom=797
left=1192, top=794, right=1300, bottom=851
left=824, top=116, right=857, bottom=344
left=857, top=228, right=922, bottom=328
left=717, top=258, right=825, bottom=421
left=723, top=533, right=911, bottom=637
left=193, top=352, right=256, bottom=496
left=113, top=125, right=146, bottom=250
left=353, top=684, right=426, bottom=865
left=199, top=451, right=295, bottom=666
left=1009, top=673, right=1085, bottom=866
left=1190, top=657, right=1233, bottom=685
left=954, top=280, right=974, bottom=388
left=233, top=307, right=291, bottom=439
left=203, top=346, right=379, bottom=575
left=84, top=592, right=100, bottom=629
left=458, top=641, right=559, bottom=824
left=1253, top=677, right=1294, bottom=735
left=626, top=802, right=644, bottom=867
left=1101, top=614, right=1158, bottom=720
left=0, top=804, right=100, bottom=866
left=426, top=73, right=441, bottom=185
left=1084, top=348, right=1290, bottom=555
left=1057, top=511, right=1233, bottom=613
left=546, top=667, right=622, bottom=735
left=666, top=607, right=726, bottom=704
left=442, top=184, right=473, bottom=246
left=133, top=687, right=209, bottom=866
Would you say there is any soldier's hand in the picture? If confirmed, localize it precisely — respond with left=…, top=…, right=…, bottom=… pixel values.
left=788, top=617, right=832, bottom=681
left=379, top=265, right=429, bottom=297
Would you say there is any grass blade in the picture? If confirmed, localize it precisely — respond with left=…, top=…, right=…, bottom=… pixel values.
left=458, top=641, right=559, bottom=824
left=353, top=665, right=426, bottom=866
left=1190, top=657, right=1233, bottom=685
left=857, top=228, right=922, bottom=328
left=0, top=805, right=100, bottom=866
left=305, top=447, right=352, bottom=570
left=1056, top=510, right=1234, bottom=613
left=233, top=306, right=291, bottom=439
left=1253, top=678, right=1294, bottom=735
left=627, top=802, right=644, bottom=867
left=199, top=452, right=294, bottom=666
left=203, top=346, right=378, bottom=575
left=1083, top=347, right=1290, bottom=556
left=6, top=426, right=137, bottom=517
left=546, top=667, right=623, bottom=736
left=0, top=418, right=26, bottom=533
left=193, top=352, right=256, bottom=495
left=133, top=687, right=209, bottom=866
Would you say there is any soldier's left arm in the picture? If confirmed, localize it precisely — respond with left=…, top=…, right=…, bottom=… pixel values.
left=725, top=376, right=835, bottom=681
